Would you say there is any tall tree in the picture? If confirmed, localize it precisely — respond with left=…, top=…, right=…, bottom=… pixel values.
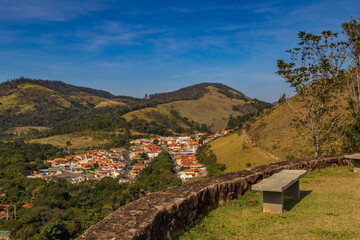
left=277, top=31, right=348, bottom=156
left=342, top=17, right=360, bottom=123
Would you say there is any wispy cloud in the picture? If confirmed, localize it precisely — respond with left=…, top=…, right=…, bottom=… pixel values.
left=0, top=0, right=106, bottom=22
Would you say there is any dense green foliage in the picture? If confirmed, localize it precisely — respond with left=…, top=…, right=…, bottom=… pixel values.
left=0, top=141, right=60, bottom=177
left=137, top=152, right=181, bottom=192
left=196, top=144, right=226, bottom=177
left=226, top=113, right=255, bottom=130
left=169, top=110, right=212, bottom=133
left=250, top=98, right=273, bottom=112
left=0, top=142, right=182, bottom=239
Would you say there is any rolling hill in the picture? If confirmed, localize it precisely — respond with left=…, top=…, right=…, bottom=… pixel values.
left=159, top=86, right=259, bottom=129
left=210, top=93, right=353, bottom=172
left=0, top=78, right=131, bottom=130
left=0, top=78, right=271, bottom=135
left=0, top=78, right=127, bottom=113
left=135, top=83, right=272, bottom=130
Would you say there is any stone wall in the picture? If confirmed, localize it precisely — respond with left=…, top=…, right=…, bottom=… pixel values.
left=77, top=155, right=351, bottom=240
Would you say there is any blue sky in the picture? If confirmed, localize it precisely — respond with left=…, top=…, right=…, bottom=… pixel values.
left=0, top=0, right=359, bottom=102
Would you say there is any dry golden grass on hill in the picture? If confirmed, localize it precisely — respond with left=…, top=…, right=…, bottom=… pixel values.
left=248, top=99, right=309, bottom=160
left=159, top=86, right=255, bottom=130
left=249, top=93, right=352, bottom=160
left=210, top=132, right=276, bottom=172
left=95, top=100, right=126, bottom=108
left=12, top=126, right=49, bottom=134
left=29, top=134, right=107, bottom=149
left=210, top=92, right=353, bottom=168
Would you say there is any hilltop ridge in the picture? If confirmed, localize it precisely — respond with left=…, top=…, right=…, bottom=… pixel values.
left=0, top=78, right=271, bottom=132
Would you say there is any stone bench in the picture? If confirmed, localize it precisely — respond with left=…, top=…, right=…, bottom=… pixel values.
left=344, top=153, right=360, bottom=172
left=252, top=170, right=307, bottom=213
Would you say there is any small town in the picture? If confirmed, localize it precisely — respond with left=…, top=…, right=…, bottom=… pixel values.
left=29, top=130, right=230, bottom=184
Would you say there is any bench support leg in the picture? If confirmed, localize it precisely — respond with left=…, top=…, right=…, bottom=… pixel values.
left=354, top=159, right=360, bottom=172
left=263, top=191, right=283, bottom=213
left=284, top=180, right=300, bottom=199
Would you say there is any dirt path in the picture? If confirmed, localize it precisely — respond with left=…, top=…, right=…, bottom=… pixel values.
left=241, top=129, right=278, bottom=160
left=241, top=128, right=256, bottom=147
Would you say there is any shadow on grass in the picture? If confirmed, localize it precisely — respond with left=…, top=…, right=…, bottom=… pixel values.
left=284, top=190, right=312, bottom=211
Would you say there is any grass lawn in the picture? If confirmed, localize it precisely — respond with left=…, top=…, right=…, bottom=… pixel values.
left=177, top=166, right=360, bottom=240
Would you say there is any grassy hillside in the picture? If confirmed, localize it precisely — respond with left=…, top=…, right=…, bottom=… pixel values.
left=29, top=134, right=108, bottom=150
left=0, top=78, right=130, bottom=131
left=179, top=166, right=359, bottom=240
left=210, top=91, right=353, bottom=166
left=148, top=82, right=252, bottom=104
left=210, top=132, right=276, bottom=172
left=0, top=80, right=114, bottom=117
left=248, top=100, right=308, bottom=160
left=0, top=77, right=116, bottom=99
left=0, top=83, right=73, bottom=113
left=95, top=100, right=126, bottom=108
left=159, top=86, right=258, bottom=130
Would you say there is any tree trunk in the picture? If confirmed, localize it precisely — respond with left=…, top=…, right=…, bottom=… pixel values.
left=314, top=135, right=321, bottom=157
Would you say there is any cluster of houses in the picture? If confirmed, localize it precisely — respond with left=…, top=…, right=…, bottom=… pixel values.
left=31, top=130, right=231, bottom=184
left=129, top=130, right=231, bottom=182
left=129, top=138, right=163, bottom=177
left=163, top=136, right=207, bottom=181
left=32, top=148, right=128, bottom=183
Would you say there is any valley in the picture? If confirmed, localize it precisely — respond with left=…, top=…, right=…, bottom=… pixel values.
left=0, top=75, right=358, bottom=239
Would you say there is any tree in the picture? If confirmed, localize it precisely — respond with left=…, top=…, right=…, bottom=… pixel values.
left=153, top=139, right=159, bottom=145
left=37, top=220, right=70, bottom=240
left=65, top=140, right=72, bottom=152
left=277, top=30, right=348, bottom=156
left=278, top=93, right=286, bottom=104
left=140, top=152, right=149, bottom=160
left=93, top=163, right=99, bottom=169
left=342, top=17, right=360, bottom=123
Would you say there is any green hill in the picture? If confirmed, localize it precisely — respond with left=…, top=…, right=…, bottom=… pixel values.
left=0, top=77, right=116, bottom=99
left=0, top=78, right=271, bottom=135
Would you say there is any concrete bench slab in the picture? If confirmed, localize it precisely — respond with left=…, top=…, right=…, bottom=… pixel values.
left=252, top=170, right=307, bottom=213
left=345, top=154, right=360, bottom=172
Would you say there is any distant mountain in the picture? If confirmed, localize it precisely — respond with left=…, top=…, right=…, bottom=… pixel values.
left=149, top=82, right=251, bottom=103
left=0, top=78, right=129, bottom=130
left=0, top=77, right=116, bottom=99
left=0, top=78, right=271, bottom=133
left=130, top=83, right=272, bottom=130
